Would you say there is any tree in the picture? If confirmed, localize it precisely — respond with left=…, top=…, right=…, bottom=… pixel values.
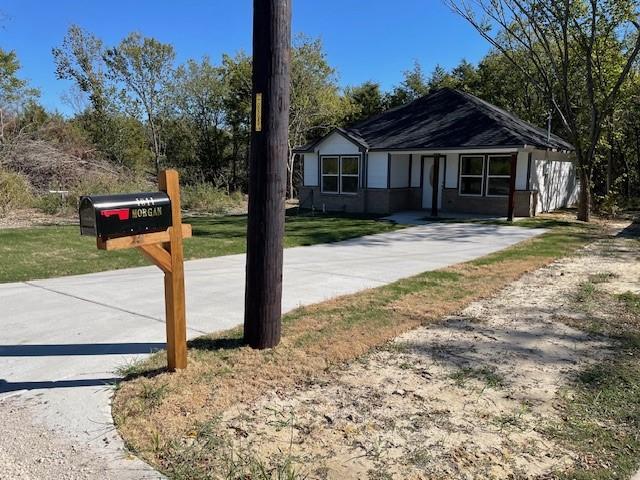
left=53, top=25, right=135, bottom=166
left=387, top=61, right=429, bottom=107
left=475, top=51, right=549, bottom=126
left=427, top=64, right=456, bottom=91
left=447, top=0, right=640, bottom=221
left=344, top=81, right=386, bottom=124
left=0, top=48, right=38, bottom=143
left=172, top=57, right=228, bottom=181
left=222, top=51, right=252, bottom=189
left=104, top=33, right=175, bottom=174
left=449, top=59, right=480, bottom=91
left=288, top=36, right=348, bottom=198
left=53, top=25, right=108, bottom=114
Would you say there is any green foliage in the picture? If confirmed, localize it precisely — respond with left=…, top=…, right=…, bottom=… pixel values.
left=171, top=57, right=229, bottom=182
left=181, top=183, right=244, bottom=215
left=594, top=191, right=622, bottom=217
left=221, top=51, right=252, bottom=190
left=344, top=81, right=386, bottom=125
left=0, top=48, right=39, bottom=110
left=286, top=35, right=354, bottom=197
left=35, top=193, right=67, bottom=216
left=387, top=61, right=429, bottom=108
left=104, top=32, right=176, bottom=172
left=0, top=169, right=32, bottom=216
left=52, top=25, right=108, bottom=113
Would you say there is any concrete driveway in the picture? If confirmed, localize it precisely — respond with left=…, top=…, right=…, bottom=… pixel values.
left=0, top=222, right=543, bottom=478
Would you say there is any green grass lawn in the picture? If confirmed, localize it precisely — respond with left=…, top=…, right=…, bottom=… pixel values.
left=0, top=212, right=401, bottom=283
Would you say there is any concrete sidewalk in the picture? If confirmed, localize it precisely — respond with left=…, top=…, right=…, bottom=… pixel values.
left=0, top=222, right=543, bottom=478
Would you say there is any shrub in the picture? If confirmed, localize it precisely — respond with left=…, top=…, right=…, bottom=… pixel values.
left=35, top=193, right=68, bottom=215
left=181, top=183, right=245, bottom=215
left=0, top=169, right=33, bottom=216
left=34, top=172, right=155, bottom=216
left=595, top=191, right=622, bottom=218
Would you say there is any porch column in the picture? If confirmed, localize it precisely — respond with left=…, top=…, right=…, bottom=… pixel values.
left=507, top=152, right=517, bottom=221
left=431, top=154, right=440, bottom=217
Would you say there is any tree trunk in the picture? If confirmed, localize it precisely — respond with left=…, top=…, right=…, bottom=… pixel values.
left=606, top=144, right=612, bottom=194
left=288, top=152, right=295, bottom=200
left=243, top=0, right=291, bottom=350
left=231, top=127, right=239, bottom=190
left=577, top=167, right=591, bottom=222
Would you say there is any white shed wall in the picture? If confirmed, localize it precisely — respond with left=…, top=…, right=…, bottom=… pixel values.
left=530, top=151, right=579, bottom=213
left=303, top=153, right=318, bottom=186
left=367, top=152, right=388, bottom=188
left=390, top=154, right=410, bottom=188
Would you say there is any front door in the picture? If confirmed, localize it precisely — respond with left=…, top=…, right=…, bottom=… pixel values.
left=422, top=156, right=444, bottom=209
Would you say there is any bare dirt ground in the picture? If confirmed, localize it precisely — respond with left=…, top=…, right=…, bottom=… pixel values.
left=0, top=208, right=76, bottom=229
left=217, top=222, right=638, bottom=479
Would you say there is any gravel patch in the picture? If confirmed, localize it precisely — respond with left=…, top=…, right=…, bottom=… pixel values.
left=0, top=397, right=112, bottom=479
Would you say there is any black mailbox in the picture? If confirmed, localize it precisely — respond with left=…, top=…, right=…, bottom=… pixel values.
left=79, top=192, right=172, bottom=238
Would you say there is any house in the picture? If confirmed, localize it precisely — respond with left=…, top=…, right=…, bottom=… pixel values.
left=294, top=88, right=579, bottom=217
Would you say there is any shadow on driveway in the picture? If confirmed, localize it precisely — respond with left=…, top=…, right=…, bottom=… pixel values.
left=0, top=377, right=119, bottom=393
left=0, top=343, right=166, bottom=357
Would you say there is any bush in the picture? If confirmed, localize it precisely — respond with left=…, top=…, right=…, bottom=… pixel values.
left=35, top=193, right=68, bottom=215
left=595, top=191, right=622, bottom=218
left=0, top=169, right=33, bottom=216
left=34, top=172, right=155, bottom=216
left=181, top=183, right=245, bottom=215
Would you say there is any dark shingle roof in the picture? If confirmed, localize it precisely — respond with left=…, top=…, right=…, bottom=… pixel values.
left=296, top=88, right=573, bottom=152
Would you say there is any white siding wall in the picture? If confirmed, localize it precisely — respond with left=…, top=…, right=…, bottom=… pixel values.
left=530, top=150, right=579, bottom=213
left=444, top=153, right=458, bottom=188
left=303, top=153, right=318, bottom=186
left=316, top=132, right=360, bottom=155
left=410, top=155, right=421, bottom=187
left=367, top=152, right=388, bottom=188
left=515, top=151, right=529, bottom=190
left=390, top=154, right=410, bottom=188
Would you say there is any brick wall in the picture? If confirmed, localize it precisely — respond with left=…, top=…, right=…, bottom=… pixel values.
left=299, top=186, right=535, bottom=216
left=442, top=188, right=535, bottom=217
left=298, top=187, right=421, bottom=214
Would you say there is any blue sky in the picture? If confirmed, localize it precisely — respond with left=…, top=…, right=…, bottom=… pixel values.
left=2, top=0, right=491, bottom=114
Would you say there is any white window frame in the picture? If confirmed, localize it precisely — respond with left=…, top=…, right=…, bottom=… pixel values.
left=320, top=155, right=360, bottom=195
left=340, top=156, right=360, bottom=195
left=485, top=155, right=512, bottom=198
left=459, top=155, right=485, bottom=197
left=321, top=156, right=339, bottom=194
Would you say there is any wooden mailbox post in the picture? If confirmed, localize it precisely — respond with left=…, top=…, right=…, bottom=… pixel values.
left=81, top=169, right=191, bottom=371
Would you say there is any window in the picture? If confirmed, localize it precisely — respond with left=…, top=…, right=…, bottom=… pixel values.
left=459, top=156, right=484, bottom=195
left=341, top=156, right=359, bottom=194
left=321, top=157, right=339, bottom=193
left=321, top=156, right=359, bottom=194
left=486, top=155, right=512, bottom=196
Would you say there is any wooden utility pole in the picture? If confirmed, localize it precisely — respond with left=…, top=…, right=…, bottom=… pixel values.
left=244, top=0, right=291, bottom=349
left=507, top=153, right=517, bottom=222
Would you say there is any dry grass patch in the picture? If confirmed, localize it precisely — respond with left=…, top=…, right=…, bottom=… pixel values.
left=112, top=216, right=602, bottom=478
